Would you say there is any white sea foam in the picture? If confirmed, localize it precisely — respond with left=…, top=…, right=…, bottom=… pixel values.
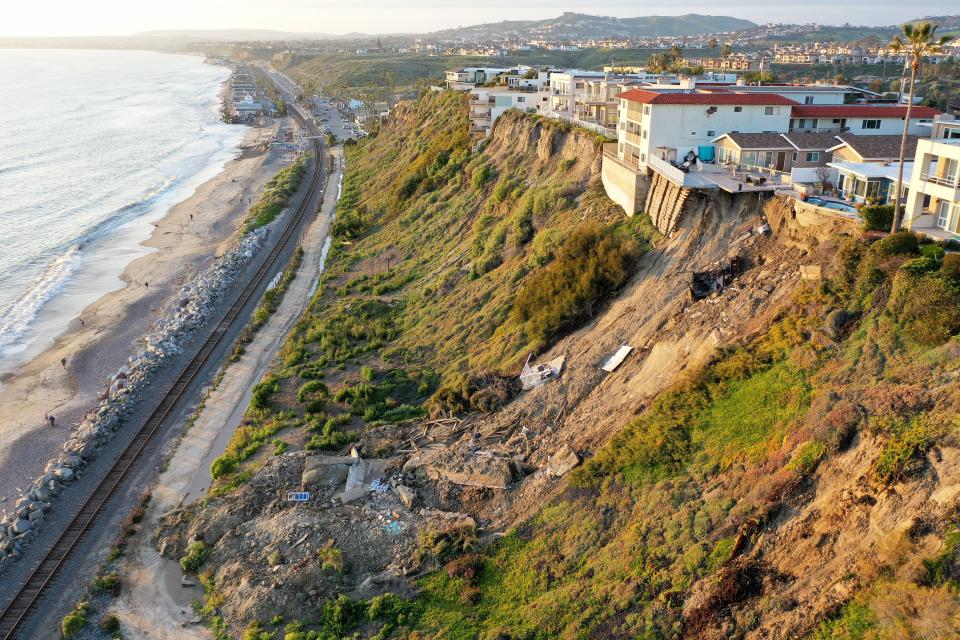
left=0, top=247, right=82, bottom=355
left=0, top=49, right=246, bottom=376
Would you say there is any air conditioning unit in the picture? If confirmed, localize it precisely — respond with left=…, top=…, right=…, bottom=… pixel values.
left=706, top=106, right=718, bottom=116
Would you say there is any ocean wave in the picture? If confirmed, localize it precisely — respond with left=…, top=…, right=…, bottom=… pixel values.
left=0, top=246, right=82, bottom=354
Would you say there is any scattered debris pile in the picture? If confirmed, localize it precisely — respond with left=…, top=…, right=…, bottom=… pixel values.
left=689, top=254, right=743, bottom=301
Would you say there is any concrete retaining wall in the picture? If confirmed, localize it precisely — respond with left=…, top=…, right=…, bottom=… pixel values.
left=601, top=152, right=647, bottom=216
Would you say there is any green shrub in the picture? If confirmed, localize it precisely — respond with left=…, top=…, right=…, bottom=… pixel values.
left=942, top=253, right=960, bottom=280
left=788, top=441, right=827, bottom=476
left=887, top=271, right=960, bottom=345
left=250, top=375, right=280, bottom=410
left=319, top=543, right=345, bottom=573
left=210, top=454, right=237, bottom=479
left=872, top=415, right=940, bottom=485
left=272, top=439, right=288, bottom=456
left=61, top=603, right=88, bottom=638
left=471, top=164, right=494, bottom=189
left=180, top=541, right=211, bottom=573
left=267, top=550, right=284, bottom=566
left=872, top=231, right=919, bottom=257
left=99, top=613, right=120, bottom=633
left=920, top=243, right=946, bottom=261
left=512, top=221, right=641, bottom=342
left=91, top=572, right=121, bottom=595
left=860, top=204, right=894, bottom=232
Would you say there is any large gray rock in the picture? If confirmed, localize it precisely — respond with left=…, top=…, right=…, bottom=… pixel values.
left=547, top=445, right=581, bottom=477
left=301, top=456, right=353, bottom=489
left=11, top=519, right=31, bottom=534
left=394, top=484, right=416, bottom=509
left=54, top=467, right=75, bottom=483
left=412, top=450, right=513, bottom=489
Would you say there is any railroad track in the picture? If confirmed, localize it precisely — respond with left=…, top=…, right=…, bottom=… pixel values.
left=0, top=92, right=324, bottom=640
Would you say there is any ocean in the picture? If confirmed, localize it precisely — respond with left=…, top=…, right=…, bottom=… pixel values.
left=0, top=49, right=246, bottom=377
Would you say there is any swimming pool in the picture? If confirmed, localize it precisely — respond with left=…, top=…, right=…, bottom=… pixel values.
left=804, top=197, right=859, bottom=214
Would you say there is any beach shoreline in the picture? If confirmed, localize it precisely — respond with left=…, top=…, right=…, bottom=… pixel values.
left=0, top=120, right=284, bottom=502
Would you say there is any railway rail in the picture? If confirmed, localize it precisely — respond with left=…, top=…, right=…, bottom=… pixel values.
left=0, top=91, right=323, bottom=640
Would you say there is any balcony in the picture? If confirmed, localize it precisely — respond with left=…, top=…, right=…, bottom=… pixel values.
left=920, top=172, right=960, bottom=188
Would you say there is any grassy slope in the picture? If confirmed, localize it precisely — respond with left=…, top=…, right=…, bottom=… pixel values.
left=208, top=90, right=651, bottom=488
left=407, top=237, right=960, bottom=639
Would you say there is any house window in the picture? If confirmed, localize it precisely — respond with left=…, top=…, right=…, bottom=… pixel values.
left=642, top=129, right=648, bottom=139
left=707, top=130, right=716, bottom=137
left=862, top=119, right=881, bottom=130
left=804, top=96, right=815, bottom=104
left=734, top=106, right=743, bottom=112
left=517, top=96, right=525, bottom=102
left=764, top=107, right=781, bottom=115
left=643, top=105, right=650, bottom=115
left=792, top=151, right=798, bottom=161
left=690, top=132, right=697, bottom=136
left=640, top=153, right=646, bottom=162
left=805, top=152, right=820, bottom=162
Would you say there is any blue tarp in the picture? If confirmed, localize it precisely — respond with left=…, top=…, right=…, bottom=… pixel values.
left=698, top=146, right=715, bottom=162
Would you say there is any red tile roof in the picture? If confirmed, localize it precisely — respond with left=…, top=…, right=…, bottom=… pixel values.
left=790, top=104, right=941, bottom=118
left=617, top=89, right=799, bottom=106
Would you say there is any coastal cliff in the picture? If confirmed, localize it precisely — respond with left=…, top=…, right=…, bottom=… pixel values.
left=156, top=91, right=960, bottom=639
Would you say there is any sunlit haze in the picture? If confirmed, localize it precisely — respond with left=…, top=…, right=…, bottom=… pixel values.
left=4, top=0, right=959, bottom=37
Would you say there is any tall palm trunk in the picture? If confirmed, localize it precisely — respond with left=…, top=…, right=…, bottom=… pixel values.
left=891, top=63, right=918, bottom=233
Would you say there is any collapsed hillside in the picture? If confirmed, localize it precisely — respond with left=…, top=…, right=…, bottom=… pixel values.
left=156, top=92, right=960, bottom=640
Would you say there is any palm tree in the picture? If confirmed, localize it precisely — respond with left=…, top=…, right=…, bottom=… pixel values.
left=708, top=37, right=719, bottom=54
left=888, top=22, right=954, bottom=232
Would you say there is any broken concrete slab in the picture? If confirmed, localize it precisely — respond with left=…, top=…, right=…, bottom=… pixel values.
left=799, top=264, right=822, bottom=281
left=547, top=445, right=580, bottom=477
left=409, top=449, right=513, bottom=489
left=340, top=458, right=391, bottom=504
left=301, top=456, right=354, bottom=489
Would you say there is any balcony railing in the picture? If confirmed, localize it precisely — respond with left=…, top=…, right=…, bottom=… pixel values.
left=920, top=172, right=960, bottom=188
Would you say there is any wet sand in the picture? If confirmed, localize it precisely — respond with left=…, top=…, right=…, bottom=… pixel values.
left=0, top=121, right=284, bottom=504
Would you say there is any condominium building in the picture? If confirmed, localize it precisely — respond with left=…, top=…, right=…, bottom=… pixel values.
left=904, top=119, right=960, bottom=239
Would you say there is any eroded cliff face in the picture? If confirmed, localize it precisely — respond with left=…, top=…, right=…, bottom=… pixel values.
left=154, top=94, right=960, bottom=639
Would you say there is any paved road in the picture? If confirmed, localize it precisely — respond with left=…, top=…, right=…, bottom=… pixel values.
left=0, top=71, right=327, bottom=640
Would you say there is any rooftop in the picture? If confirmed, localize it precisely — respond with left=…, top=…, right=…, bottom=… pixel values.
left=829, top=134, right=921, bottom=160
left=781, top=132, right=845, bottom=150
left=790, top=104, right=942, bottom=118
left=713, top=132, right=794, bottom=150
left=618, top=89, right=798, bottom=106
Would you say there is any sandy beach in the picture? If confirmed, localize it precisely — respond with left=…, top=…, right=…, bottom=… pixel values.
left=0, top=120, right=285, bottom=502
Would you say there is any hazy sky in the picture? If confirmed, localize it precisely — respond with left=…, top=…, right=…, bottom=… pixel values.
left=3, top=0, right=957, bottom=37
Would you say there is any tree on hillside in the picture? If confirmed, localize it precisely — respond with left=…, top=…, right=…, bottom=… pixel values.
left=888, top=22, right=955, bottom=232
left=708, top=38, right=719, bottom=54
left=721, top=44, right=733, bottom=59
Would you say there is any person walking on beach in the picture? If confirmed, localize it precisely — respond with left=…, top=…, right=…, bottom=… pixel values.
left=48, top=415, right=55, bottom=427
left=60, top=357, right=67, bottom=369
left=144, top=281, right=149, bottom=289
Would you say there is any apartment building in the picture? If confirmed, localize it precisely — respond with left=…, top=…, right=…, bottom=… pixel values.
left=904, top=119, right=960, bottom=239
left=614, top=89, right=795, bottom=170
left=444, top=67, right=511, bottom=90
left=467, top=87, right=549, bottom=137
left=789, top=104, right=941, bottom=135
